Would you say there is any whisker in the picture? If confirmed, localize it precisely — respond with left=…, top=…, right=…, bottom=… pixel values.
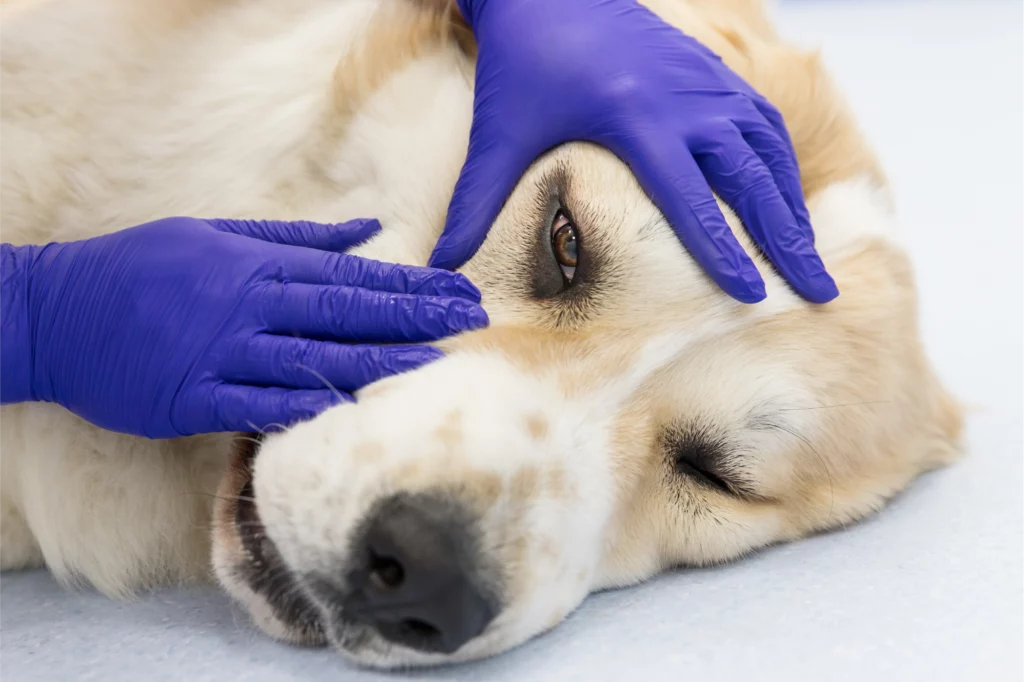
left=183, top=491, right=257, bottom=504
left=246, top=421, right=267, bottom=435
left=245, top=420, right=292, bottom=436
left=295, top=363, right=347, bottom=405
left=768, top=421, right=836, bottom=524
left=777, top=400, right=893, bottom=412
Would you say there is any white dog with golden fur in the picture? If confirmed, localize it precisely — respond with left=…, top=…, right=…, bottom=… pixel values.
left=0, top=0, right=962, bottom=669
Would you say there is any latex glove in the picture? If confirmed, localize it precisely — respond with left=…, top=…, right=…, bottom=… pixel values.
left=1, top=217, right=487, bottom=438
left=430, top=0, right=838, bottom=304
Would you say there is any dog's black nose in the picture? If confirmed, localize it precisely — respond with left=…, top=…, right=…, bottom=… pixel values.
left=342, top=493, right=496, bottom=654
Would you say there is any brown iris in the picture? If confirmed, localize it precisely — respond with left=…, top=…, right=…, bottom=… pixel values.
left=550, top=211, right=578, bottom=282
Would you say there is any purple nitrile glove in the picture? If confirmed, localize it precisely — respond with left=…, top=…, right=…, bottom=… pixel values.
left=1, top=217, right=488, bottom=438
left=431, top=0, right=838, bottom=305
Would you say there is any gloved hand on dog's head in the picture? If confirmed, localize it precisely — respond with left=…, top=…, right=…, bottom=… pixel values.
left=431, top=0, right=839, bottom=305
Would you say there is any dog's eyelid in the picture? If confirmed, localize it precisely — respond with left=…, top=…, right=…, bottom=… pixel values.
left=683, top=458, right=766, bottom=501
left=705, top=459, right=772, bottom=502
left=554, top=188, right=581, bottom=229
left=675, top=457, right=735, bottom=495
left=551, top=210, right=572, bottom=232
left=662, top=426, right=768, bottom=501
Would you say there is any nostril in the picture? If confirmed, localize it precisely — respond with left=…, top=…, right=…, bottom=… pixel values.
left=372, top=617, right=445, bottom=653
left=400, top=618, right=440, bottom=640
left=368, top=551, right=404, bottom=591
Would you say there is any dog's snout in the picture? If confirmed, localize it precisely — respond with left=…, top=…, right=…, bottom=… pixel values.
left=342, top=493, right=496, bottom=655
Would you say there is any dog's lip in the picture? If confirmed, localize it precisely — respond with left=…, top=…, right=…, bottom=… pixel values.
left=227, top=435, right=329, bottom=643
left=234, top=439, right=263, bottom=539
left=324, top=616, right=380, bottom=654
left=236, top=476, right=261, bottom=532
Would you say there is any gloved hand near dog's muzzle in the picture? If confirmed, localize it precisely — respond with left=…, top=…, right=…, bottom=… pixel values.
left=431, top=0, right=839, bottom=305
left=1, top=217, right=487, bottom=438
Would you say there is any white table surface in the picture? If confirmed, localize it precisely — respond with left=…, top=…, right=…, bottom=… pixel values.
left=2, top=1, right=1021, bottom=680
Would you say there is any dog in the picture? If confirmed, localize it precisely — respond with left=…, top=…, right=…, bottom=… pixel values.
left=0, top=0, right=963, bottom=669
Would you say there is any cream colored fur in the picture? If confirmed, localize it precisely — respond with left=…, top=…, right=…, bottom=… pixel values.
left=0, top=0, right=962, bottom=668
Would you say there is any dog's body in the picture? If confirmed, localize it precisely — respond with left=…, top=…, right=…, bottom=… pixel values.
left=1, top=0, right=962, bottom=668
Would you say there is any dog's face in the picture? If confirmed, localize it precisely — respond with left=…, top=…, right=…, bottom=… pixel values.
left=211, top=142, right=960, bottom=668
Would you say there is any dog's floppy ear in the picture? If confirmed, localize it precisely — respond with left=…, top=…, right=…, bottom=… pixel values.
left=330, top=0, right=475, bottom=126
left=440, top=0, right=477, bottom=57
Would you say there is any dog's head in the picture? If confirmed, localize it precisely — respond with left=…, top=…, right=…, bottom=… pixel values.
left=211, top=2, right=961, bottom=669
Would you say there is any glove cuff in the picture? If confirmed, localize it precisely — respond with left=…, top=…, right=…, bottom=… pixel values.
left=1, top=243, right=38, bottom=404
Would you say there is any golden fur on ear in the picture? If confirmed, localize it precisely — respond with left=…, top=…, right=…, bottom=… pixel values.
left=747, top=47, right=888, bottom=199
left=647, top=0, right=887, bottom=201
left=331, top=0, right=473, bottom=125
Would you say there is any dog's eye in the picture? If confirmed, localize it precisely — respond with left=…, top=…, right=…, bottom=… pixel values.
left=675, top=457, right=734, bottom=495
left=664, top=427, right=737, bottom=496
left=550, top=211, right=578, bottom=284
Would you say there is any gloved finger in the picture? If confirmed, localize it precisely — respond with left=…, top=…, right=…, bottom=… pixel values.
left=263, top=282, right=489, bottom=343
left=221, top=335, right=444, bottom=392
left=622, top=133, right=766, bottom=303
left=209, top=384, right=348, bottom=434
left=428, top=115, right=532, bottom=271
left=740, top=122, right=837, bottom=303
left=207, top=218, right=382, bottom=253
left=693, top=124, right=838, bottom=304
left=737, top=104, right=814, bottom=241
left=281, top=251, right=482, bottom=302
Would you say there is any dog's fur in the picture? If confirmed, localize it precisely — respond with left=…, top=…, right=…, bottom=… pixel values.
left=0, top=0, right=962, bottom=668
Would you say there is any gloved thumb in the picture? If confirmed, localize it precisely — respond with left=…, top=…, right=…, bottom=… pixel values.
left=208, top=218, right=382, bottom=253
left=428, top=121, right=530, bottom=271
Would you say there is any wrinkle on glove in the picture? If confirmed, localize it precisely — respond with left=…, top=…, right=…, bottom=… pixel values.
left=0, top=217, right=487, bottom=438
left=433, top=0, right=838, bottom=304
